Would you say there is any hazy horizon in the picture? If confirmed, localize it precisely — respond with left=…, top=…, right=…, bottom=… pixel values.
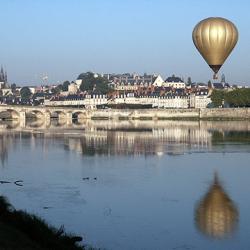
left=2, top=0, right=250, bottom=86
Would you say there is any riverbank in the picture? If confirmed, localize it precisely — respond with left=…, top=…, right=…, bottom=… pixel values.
left=87, top=108, right=250, bottom=120
left=0, top=196, right=89, bottom=250
left=0, top=106, right=250, bottom=121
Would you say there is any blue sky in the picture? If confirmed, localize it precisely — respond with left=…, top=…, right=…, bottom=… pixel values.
left=1, top=0, right=250, bottom=85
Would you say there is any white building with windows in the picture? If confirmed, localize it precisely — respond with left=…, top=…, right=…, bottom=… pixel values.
left=109, top=73, right=164, bottom=91
left=68, top=82, right=78, bottom=94
left=152, top=75, right=165, bottom=87
left=163, top=75, right=186, bottom=89
left=190, top=93, right=211, bottom=108
left=157, top=96, right=189, bottom=108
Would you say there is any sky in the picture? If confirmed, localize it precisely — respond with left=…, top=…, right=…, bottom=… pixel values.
left=1, top=0, right=250, bottom=86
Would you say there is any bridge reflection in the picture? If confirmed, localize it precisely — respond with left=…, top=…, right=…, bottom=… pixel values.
left=195, top=173, right=238, bottom=239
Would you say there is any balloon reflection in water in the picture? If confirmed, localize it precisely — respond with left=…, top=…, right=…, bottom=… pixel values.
left=195, top=173, right=238, bottom=239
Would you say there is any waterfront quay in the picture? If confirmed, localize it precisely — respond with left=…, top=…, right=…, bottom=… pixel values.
left=0, top=105, right=250, bottom=127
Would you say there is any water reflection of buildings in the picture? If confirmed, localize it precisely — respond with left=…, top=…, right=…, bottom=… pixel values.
left=0, top=131, right=21, bottom=165
left=65, top=126, right=212, bottom=156
left=0, top=134, right=9, bottom=164
left=63, top=120, right=250, bottom=156
left=0, top=120, right=250, bottom=158
left=195, top=174, right=238, bottom=239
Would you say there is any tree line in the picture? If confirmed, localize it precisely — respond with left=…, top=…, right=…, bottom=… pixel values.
left=77, top=72, right=111, bottom=94
left=14, top=72, right=111, bottom=101
left=53, top=72, right=111, bottom=94
left=210, top=88, right=250, bottom=107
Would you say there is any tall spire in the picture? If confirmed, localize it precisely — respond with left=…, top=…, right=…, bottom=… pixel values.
left=0, top=66, right=7, bottom=86
left=0, top=65, right=4, bottom=82
left=4, top=70, right=7, bottom=83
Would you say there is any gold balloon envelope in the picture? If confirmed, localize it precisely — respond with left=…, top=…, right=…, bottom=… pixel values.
left=192, top=17, right=238, bottom=78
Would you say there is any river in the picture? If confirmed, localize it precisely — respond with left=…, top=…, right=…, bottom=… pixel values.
left=0, top=119, right=250, bottom=250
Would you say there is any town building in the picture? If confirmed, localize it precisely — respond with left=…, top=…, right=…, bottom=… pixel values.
left=1, top=88, right=13, bottom=97
left=28, top=86, right=37, bottom=94
left=163, top=75, right=186, bottom=89
left=75, top=79, right=82, bottom=89
left=68, top=82, right=78, bottom=94
left=190, top=92, right=211, bottom=108
left=45, top=94, right=107, bottom=109
left=107, top=73, right=164, bottom=91
left=157, top=96, right=189, bottom=108
left=45, top=91, right=212, bottom=109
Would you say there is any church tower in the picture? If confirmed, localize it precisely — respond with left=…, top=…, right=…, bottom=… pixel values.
left=0, top=66, right=8, bottom=88
left=0, top=66, right=4, bottom=82
left=4, top=71, right=7, bottom=83
left=221, top=74, right=226, bottom=87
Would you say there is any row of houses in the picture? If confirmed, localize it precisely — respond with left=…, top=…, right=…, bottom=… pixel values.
left=105, top=73, right=186, bottom=90
left=45, top=92, right=211, bottom=109
left=103, top=72, right=246, bottom=91
left=1, top=68, right=243, bottom=109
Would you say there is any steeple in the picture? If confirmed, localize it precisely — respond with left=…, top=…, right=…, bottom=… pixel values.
left=0, top=66, right=4, bottom=82
left=0, top=66, right=7, bottom=84
left=4, top=70, right=7, bottom=83
left=221, top=74, right=226, bottom=87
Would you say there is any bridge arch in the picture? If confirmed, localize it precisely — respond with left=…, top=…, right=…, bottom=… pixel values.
left=72, top=110, right=86, bottom=124
left=0, top=109, right=20, bottom=120
left=72, top=111, right=86, bottom=120
left=51, top=110, right=67, bottom=120
left=26, top=119, right=45, bottom=128
left=26, top=109, right=45, bottom=119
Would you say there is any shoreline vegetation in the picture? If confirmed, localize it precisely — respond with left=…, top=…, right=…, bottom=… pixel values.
left=0, top=196, right=94, bottom=250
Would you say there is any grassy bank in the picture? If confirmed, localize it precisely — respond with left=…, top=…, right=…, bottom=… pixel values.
left=0, top=196, right=89, bottom=250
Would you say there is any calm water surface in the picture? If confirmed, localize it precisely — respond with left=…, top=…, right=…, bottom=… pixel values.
left=0, top=119, right=250, bottom=250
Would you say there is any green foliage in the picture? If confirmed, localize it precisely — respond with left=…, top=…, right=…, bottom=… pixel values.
left=62, top=81, right=70, bottom=91
left=78, top=72, right=111, bottom=94
left=51, top=86, right=62, bottom=95
left=212, top=131, right=250, bottom=143
left=207, top=80, right=212, bottom=88
left=210, top=90, right=225, bottom=107
left=0, top=196, right=12, bottom=214
left=20, top=87, right=32, bottom=100
left=225, top=88, right=250, bottom=107
left=210, top=88, right=250, bottom=108
left=0, top=196, right=85, bottom=250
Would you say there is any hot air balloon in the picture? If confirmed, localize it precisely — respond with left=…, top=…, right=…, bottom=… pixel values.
left=192, top=17, right=238, bottom=79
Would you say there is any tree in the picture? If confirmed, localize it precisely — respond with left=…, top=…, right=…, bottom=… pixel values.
left=225, top=88, right=250, bottom=107
left=210, top=88, right=250, bottom=108
left=51, top=86, right=62, bottom=95
left=210, top=90, right=225, bottom=107
left=207, top=80, right=212, bottom=88
left=187, top=77, right=192, bottom=85
left=78, top=72, right=111, bottom=94
left=62, top=81, right=70, bottom=91
left=57, top=84, right=63, bottom=90
left=20, top=87, right=32, bottom=101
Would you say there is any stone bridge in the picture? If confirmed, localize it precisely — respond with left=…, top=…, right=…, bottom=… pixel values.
left=0, top=105, right=250, bottom=128
left=0, top=105, right=201, bottom=125
left=0, top=105, right=91, bottom=127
